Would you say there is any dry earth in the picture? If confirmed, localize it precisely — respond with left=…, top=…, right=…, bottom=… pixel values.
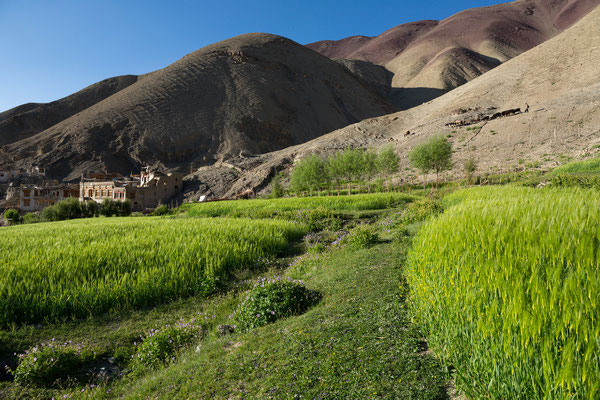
left=0, top=34, right=395, bottom=181
left=203, top=4, right=600, bottom=199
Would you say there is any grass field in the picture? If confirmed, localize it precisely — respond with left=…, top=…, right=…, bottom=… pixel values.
left=82, top=234, right=447, bottom=399
left=0, top=217, right=306, bottom=327
left=407, top=186, right=600, bottom=399
left=179, top=192, right=417, bottom=218
left=552, top=157, right=600, bottom=175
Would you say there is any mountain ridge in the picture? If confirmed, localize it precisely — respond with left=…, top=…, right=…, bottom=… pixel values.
left=0, top=33, right=396, bottom=180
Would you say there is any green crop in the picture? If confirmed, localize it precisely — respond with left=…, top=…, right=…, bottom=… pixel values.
left=0, top=217, right=306, bottom=327
left=552, top=157, right=600, bottom=175
left=180, top=192, right=417, bottom=218
left=407, top=186, right=599, bottom=399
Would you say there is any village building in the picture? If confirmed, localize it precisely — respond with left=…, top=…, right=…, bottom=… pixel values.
left=0, top=169, right=21, bottom=183
left=79, top=167, right=184, bottom=210
left=7, top=183, right=80, bottom=212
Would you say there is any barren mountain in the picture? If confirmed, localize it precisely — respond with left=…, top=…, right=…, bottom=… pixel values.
left=0, top=75, right=139, bottom=146
left=201, top=3, right=599, bottom=199
left=0, top=34, right=396, bottom=180
left=307, top=0, right=599, bottom=108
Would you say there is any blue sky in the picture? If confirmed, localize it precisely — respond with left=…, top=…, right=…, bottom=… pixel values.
left=0, top=0, right=508, bottom=112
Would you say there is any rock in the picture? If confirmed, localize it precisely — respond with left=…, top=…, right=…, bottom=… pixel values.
left=217, top=324, right=235, bottom=336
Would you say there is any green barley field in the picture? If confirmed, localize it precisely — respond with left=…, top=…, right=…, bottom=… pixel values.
left=0, top=217, right=306, bottom=327
left=180, top=192, right=417, bottom=217
left=407, top=186, right=600, bottom=399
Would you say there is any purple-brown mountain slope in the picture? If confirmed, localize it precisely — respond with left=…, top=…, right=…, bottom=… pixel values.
left=192, top=3, right=600, bottom=200
left=0, top=34, right=396, bottom=180
left=307, top=0, right=599, bottom=108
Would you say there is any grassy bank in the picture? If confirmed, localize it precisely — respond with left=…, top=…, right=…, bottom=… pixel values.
left=86, top=237, right=447, bottom=399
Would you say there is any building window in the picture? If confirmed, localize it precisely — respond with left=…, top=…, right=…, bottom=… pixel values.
left=175, top=185, right=178, bottom=189
left=23, top=199, right=30, bottom=207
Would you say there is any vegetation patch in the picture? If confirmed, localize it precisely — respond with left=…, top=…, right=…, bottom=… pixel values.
left=231, top=277, right=320, bottom=333
left=552, top=157, right=600, bottom=175
left=345, top=224, right=379, bottom=249
left=0, top=217, right=305, bottom=327
left=407, top=186, right=600, bottom=399
left=181, top=192, right=417, bottom=218
left=131, top=318, right=205, bottom=374
left=11, top=341, right=98, bottom=388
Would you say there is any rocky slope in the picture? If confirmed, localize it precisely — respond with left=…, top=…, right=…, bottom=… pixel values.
left=0, top=34, right=396, bottom=180
left=307, top=0, right=600, bottom=108
left=202, top=3, right=600, bottom=199
left=0, top=75, right=139, bottom=146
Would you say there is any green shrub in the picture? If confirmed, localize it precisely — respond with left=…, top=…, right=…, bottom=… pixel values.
left=98, top=199, right=132, bottom=217
left=551, top=173, right=600, bottom=189
left=407, top=186, right=600, bottom=399
left=118, top=199, right=132, bottom=216
left=4, top=209, right=20, bottom=225
left=12, top=341, right=98, bottom=387
left=152, top=204, right=170, bottom=216
left=131, top=318, right=204, bottom=374
left=81, top=200, right=100, bottom=218
left=54, top=197, right=83, bottom=220
left=346, top=224, right=378, bottom=249
left=232, top=277, right=320, bottom=332
left=40, top=205, right=58, bottom=221
left=395, top=198, right=443, bottom=225
left=270, top=172, right=285, bottom=198
left=22, top=212, right=40, bottom=224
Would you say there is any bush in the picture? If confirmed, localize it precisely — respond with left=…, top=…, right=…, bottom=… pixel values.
left=118, top=200, right=131, bottom=216
left=346, top=224, right=378, bottom=249
left=270, top=172, right=285, bottom=198
left=395, top=198, right=443, bottom=225
left=40, top=205, right=59, bottom=221
left=232, top=277, right=320, bottom=332
left=4, top=209, right=20, bottom=225
left=22, top=212, right=40, bottom=224
left=131, top=318, right=204, bottom=374
left=39, top=198, right=103, bottom=221
left=152, top=204, right=170, bottom=216
left=81, top=200, right=100, bottom=218
left=288, top=207, right=342, bottom=231
left=551, top=173, right=600, bottom=189
left=12, top=341, right=97, bottom=387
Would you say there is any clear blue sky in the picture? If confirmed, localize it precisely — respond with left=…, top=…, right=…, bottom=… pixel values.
left=0, top=0, right=508, bottom=112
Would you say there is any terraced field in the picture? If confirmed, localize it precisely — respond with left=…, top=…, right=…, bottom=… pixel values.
left=0, top=217, right=306, bottom=326
left=407, top=186, right=600, bottom=399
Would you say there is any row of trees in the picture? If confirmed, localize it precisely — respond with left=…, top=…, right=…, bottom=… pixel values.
left=281, top=135, right=466, bottom=196
left=4, top=198, right=131, bottom=225
left=288, top=146, right=400, bottom=194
